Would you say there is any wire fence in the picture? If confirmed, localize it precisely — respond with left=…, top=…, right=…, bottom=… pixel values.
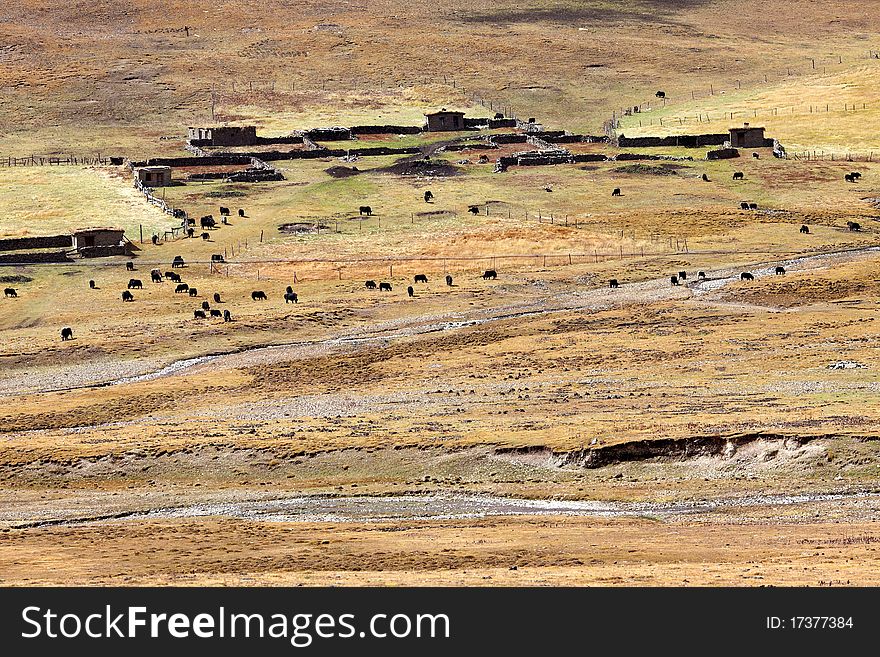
left=0, top=155, right=113, bottom=167
left=0, top=246, right=826, bottom=282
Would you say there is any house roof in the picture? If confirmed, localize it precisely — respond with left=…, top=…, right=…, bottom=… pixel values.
left=425, top=109, right=465, bottom=117
left=73, top=227, right=125, bottom=235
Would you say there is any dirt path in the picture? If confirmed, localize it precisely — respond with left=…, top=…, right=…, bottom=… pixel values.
left=7, top=490, right=880, bottom=529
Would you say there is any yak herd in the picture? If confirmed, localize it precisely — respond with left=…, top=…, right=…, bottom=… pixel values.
left=3, top=168, right=872, bottom=343
left=115, top=260, right=236, bottom=323
left=37, top=253, right=500, bottom=341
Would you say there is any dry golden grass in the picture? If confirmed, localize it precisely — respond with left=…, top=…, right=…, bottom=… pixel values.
left=5, top=515, right=880, bottom=587
left=3, top=0, right=880, bottom=587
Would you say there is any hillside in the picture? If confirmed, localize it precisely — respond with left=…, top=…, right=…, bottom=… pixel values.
left=1, top=0, right=879, bottom=156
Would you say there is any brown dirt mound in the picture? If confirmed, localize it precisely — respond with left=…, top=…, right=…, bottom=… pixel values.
left=380, top=158, right=461, bottom=177
left=612, top=163, right=684, bottom=175
left=416, top=210, right=457, bottom=217
left=325, top=165, right=361, bottom=178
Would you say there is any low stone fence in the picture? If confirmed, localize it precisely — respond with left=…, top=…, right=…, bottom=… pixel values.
left=131, top=155, right=252, bottom=168
left=0, top=251, right=72, bottom=264
left=78, top=245, right=131, bottom=258
left=490, top=133, right=530, bottom=144
left=304, top=127, right=352, bottom=141
left=617, top=133, right=728, bottom=148
left=350, top=125, right=423, bottom=135
left=225, top=145, right=422, bottom=161
left=706, top=148, right=740, bottom=160
left=0, top=235, right=72, bottom=252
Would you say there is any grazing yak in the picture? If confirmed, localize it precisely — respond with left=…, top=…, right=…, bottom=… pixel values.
left=284, top=292, right=298, bottom=303
left=609, top=279, right=619, bottom=289
left=851, top=172, right=862, bottom=180
left=201, top=232, right=210, bottom=240
left=210, top=309, right=222, bottom=318
left=733, top=172, right=744, bottom=180
left=175, top=283, right=189, bottom=294
left=414, top=274, right=428, bottom=284
left=749, top=202, right=758, bottom=210
left=126, top=261, right=135, bottom=271
left=845, top=173, right=856, bottom=183
left=670, top=275, right=679, bottom=286
left=238, top=208, right=245, bottom=217
left=741, top=272, right=755, bottom=281
left=4, top=288, right=17, bottom=298
left=446, top=275, right=453, bottom=286
left=252, top=290, right=267, bottom=301
left=482, top=269, right=497, bottom=280
left=407, top=286, right=415, bottom=297
left=213, top=293, right=221, bottom=303
left=800, top=225, right=810, bottom=234
left=424, top=191, right=434, bottom=203
left=201, top=301, right=210, bottom=311
left=701, top=173, right=710, bottom=182
left=200, top=215, right=216, bottom=229
left=122, top=291, right=134, bottom=302
left=223, top=309, right=232, bottom=322
left=211, top=254, right=225, bottom=263
left=359, top=206, right=372, bottom=216
left=379, top=282, right=392, bottom=292
left=219, top=206, right=230, bottom=216
left=775, top=266, right=786, bottom=275
left=678, top=271, right=687, bottom=280
left=753, top=152, right=760, bottom=159
left=166, top=271, right=181, bottom=283
left=740, top=202, right=750, bottom=210
left=365, top=280, right=377, bottom=289
left=698, top=271, right=706, bottom=280
left=847, top=221, right=862, bottom=231
left=89, top=280, right=97, bottom=289
left=127, top=279, right=142, bottom=289
left=61, top=327, right=73, bottom=341
left=172, top=256, right=185, bottom=268
left=188, top=288, right=198, bottom=297
left=151, top=234, right=159, bottom=245
left=612, top=187, right=621, bottom=196
left=151, top=269, right=163, bottom=283
left=187, top=228, right=195, bottom=238
left=194, top=309, right=206, bottom=319
left=656, top=90, right=666, bottom=98
left=468, top=205, right=480, bottom=215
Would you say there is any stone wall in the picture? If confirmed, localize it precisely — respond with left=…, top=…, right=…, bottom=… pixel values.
left=706, top=148, right=740, bottom=160
left=0, top=251, right=72, bottom=264
left=226, top=146, right=422, bottom=161
left=304, top=127, right=352, bottom=141
left=131, top=155, right=252, bottom=168
left=617, top=133, right=727, bottom=148
left=350, top=125, right=423, bottom=135
left=0, top=235, right=72, bottom=252
left=77, top=245, right=132, bottom=258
